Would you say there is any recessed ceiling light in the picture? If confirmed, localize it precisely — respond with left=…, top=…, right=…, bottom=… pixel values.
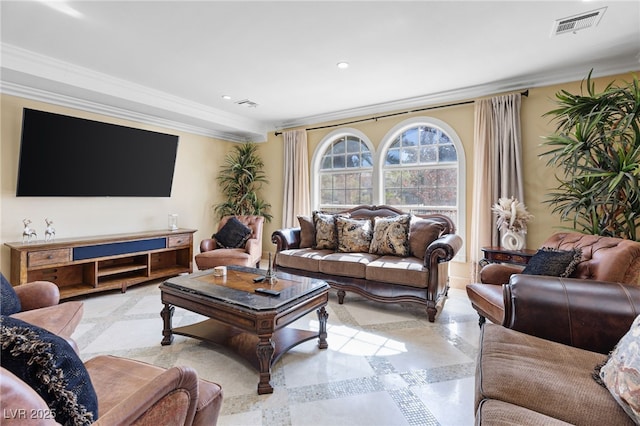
left=37, top=0, right=83, bottom=18
left=222, top=95, right=232, bottom=100
left=337, top=62, right=349, bottom=70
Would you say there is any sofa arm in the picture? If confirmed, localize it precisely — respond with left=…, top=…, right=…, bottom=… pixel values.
left=14, top=281, right=60, bottom=310
left=424, top=234, right=463, bottom=267
left=271, top=228, right=301, bottom=251
left=503, top=274, right=640, bottom=354
left=93, top=365, right=199, bottom=426
left=200, top=238, right=218, bottom=253
left=480, top=263, right=524, bottom=285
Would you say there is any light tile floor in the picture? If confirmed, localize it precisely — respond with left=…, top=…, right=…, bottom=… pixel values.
left=72, top=277, right=481, bottom=426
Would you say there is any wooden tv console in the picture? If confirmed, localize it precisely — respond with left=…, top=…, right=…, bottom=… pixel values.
left=5, top=229, right=196, bottom=300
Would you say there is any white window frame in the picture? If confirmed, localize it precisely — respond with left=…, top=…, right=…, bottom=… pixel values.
left=311, top=128, right=376, bottom=210
left=377, top=117, right=466, bottom=261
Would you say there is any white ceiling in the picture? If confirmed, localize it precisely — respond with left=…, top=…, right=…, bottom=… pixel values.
left=1, top=1, right=639, bottom=142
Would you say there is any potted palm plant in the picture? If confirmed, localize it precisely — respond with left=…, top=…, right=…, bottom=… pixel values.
left=214, top=142, right=273, bottom=222
left=540, top=71, right=640, bottom=240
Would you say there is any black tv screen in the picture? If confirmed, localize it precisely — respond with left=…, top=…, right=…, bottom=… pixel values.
left=16, top=109, right=179, bottom=197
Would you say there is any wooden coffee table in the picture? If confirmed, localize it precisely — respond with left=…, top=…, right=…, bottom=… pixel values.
left=159, top=266, right=329, bottom=394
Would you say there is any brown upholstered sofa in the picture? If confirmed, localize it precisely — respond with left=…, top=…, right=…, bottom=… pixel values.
left=271, top=205, right=463, bottom=322
left=467, top=232, right=640, bottom=325
left=475, top=274, right=640, bottom=425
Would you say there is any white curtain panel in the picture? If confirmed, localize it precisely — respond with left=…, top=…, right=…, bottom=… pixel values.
left=282, top=129, right=311, bottom=228
left=470, top=93, right=523, bottom=280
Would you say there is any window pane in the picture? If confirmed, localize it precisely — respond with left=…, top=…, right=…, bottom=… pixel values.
left=386, top=148, right=401, bottom=165
left=321, top=155, right=332, bottom=169
left=401, top=147, right=418, bottom=164
left=333, top=189, right=345, bottom=205
left=420, top=146, right=437, bottom=163
left=333, top=155, right=345, bottom=168
left=361, top=151, right=374, bottom=167
left=402, top=128, right=419, bottom=146
left=384, top=170, right=402, bottom=187
left=361, top=172, right=372, bottom=187
left=385, top=189, right=402, bottom=204
left=333, top=139, right=346, bottom=154
left=439, top=144, right=457, bottom=161
left=346, top=138, right=361, bottom=153
left=320, top=189, right=333, bottom=204
left=360, top=189, right=373, bottom=204
left=333, top=174, right=346, bottom=189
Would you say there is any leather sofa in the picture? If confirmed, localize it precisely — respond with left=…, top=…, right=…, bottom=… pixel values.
left=467, top=232, right=640, bottom=325
left=271, top=205, right=463, bottom=322
left=475, top=274, right=640, bottom=425
left=196, top=215, right=264, bottom=270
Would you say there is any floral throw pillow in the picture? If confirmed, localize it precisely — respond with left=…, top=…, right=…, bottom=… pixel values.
left=313, top=211, right=339, bottom=250
left=599, top=314, right=640, bottom=423
left=336, top=217, right=373, bottom=253
left=369, top=214, right=411, bottom=257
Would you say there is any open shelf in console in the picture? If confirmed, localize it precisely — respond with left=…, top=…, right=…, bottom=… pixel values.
left=5, top=229, right=196, bottom=300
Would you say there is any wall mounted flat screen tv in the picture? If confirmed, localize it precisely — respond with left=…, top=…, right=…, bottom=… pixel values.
left=16, top=108, right=179, bottom=197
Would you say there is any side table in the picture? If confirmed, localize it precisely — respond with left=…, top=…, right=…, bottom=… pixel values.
left=481, top=246, right=537, bottom=267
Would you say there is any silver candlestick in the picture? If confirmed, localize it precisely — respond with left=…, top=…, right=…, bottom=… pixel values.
left=264, top=252, right=277, bottom=284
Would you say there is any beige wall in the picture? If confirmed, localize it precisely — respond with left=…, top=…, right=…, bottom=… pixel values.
left=2, top=71, right=638, bottom=287
left=0, top=94, right=233, bottom=274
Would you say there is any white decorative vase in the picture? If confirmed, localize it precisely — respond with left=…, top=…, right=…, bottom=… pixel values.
left=502, top=229, right=525, bottom=250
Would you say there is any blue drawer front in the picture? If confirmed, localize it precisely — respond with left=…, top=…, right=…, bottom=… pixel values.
left=73, top=237, right=166, bottom=260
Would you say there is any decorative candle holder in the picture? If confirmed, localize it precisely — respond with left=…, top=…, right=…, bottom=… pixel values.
left=264, top=252, right=277, bottom=284
left=168, top=214, right=178, bottom=231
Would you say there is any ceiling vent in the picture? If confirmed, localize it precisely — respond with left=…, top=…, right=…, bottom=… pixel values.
left=552, top=7, right=606, bottom=36
left=235, top=99, right=259, bottom=108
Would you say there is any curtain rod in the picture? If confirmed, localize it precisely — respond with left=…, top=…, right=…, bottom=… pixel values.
left=275, top=89, right=529, bottom=136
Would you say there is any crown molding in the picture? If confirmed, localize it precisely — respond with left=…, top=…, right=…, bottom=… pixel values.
left=1, top=43, right=268, bottom=142
left=276, top=61, right=640, bottom=131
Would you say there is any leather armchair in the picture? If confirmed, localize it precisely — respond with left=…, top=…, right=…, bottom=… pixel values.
left=503, top=274, right=640, bottom=354
left=466, top=232, right=640, bottom=325
left=7, top=278, right=83, bottom=343
left=1, top=355, right=223, bottom=425
left=195, top=215, right=264, bottom=270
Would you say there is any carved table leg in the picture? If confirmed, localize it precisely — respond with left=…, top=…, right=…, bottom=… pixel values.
left=256, top=335, right=275, bottom=394
left=337, top=289, right=346, bottom=304
left=317, top=306, right=329, bottom=349
left=161, top=304, right=175, bottom=346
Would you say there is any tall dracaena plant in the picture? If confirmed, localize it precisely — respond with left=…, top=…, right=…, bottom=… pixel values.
left=540, top=71, right=640, bottom=240
left=214, top=142, right=273, bottom=222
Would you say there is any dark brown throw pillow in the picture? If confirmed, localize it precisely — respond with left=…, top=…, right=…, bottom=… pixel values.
left=298, top=215, right=315, bottom=248
left=522, top=247, right=582, bottom=277
left=409, top=217, right=445, bottom=259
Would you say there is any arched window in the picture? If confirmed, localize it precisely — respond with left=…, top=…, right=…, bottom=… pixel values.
left=311, top=129, right=374, bottom=212
left=378, top=117, right=465, bottom=232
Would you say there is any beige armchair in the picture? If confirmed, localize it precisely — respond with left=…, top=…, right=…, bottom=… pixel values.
left=195, top=215, right=264, bottom=270
left=466, top=232, right=640, bottom=325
